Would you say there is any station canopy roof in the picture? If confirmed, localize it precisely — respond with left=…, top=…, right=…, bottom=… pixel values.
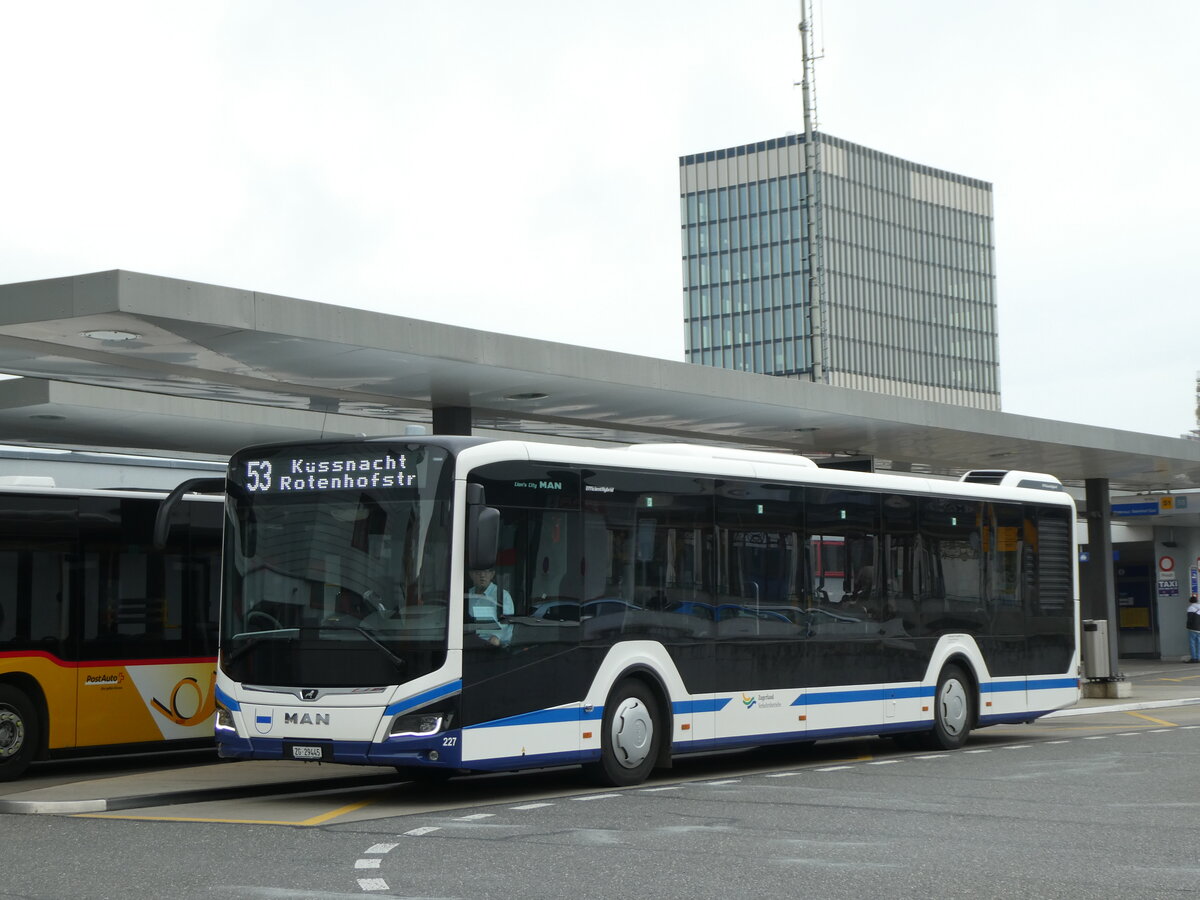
left=0, top=270, right=1197, bottom=494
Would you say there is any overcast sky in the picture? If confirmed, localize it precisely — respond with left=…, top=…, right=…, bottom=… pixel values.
left=1, top=1, right=1196, bottom=438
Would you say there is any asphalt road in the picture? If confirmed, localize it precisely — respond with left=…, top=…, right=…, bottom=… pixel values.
left=2, top=705, right=1198, bottom=900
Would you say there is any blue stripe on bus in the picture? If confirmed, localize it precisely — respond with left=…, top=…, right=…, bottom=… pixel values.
left=677, top=719, right=931, bottom=754
left=215, top=683, right=240, bottom=712
left=216, top=734, right=603, bottom=772
left=672, top=698, right=732, bottom=715
left=981, top=681, right=1027, bottom=694
left=983, top=677, right=1080, bottom=694
left=451, top=748, right=601, bottom=771
left=464, top=705, right=602, bottom=731
left=1030, top=677, right=1080, bottom=690
left=791, top=686, right=934, bottom=706
left=384, top=680, right=462, bottom=717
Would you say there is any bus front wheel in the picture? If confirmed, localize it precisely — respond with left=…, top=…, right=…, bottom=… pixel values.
left=0, top=684, right=38, bottom=782
left=590, top=680, right=662, bottom=787
left=928, top=664, right=974, bottom=750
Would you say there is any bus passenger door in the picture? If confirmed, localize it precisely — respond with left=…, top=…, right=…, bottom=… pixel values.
left=460, top=466, right=588, bottom=766
left=74, top=496, right=213, bottom=749
left=713, top=488, right=809, bottom=747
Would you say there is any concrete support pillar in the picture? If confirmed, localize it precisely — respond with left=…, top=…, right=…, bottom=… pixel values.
left=432, top=406, right=473, bottom=436
left=1081, top=477, right=1126, bottom=693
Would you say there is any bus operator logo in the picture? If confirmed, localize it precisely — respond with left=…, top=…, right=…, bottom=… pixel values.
left=151, top=672, right=217, bottom=727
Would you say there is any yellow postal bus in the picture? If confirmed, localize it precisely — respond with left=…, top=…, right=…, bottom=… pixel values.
left=0, top=482, right=221, bottom=780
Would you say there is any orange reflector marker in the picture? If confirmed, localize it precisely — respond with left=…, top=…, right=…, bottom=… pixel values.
left=582, top=732, right=593, bottom=739
left=798, top=715, right=806, bottom=721
left=922, top=706, right=929, bottom=712
left=985, top=701, right=992, bottom=708
left=681, top=723, right=690, bottom=731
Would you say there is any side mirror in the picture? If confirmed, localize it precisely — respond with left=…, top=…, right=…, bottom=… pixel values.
left=154, top=477, right=226, bottom=550
left=468, top=507, right=500, bottom=570
left=466, top=483, right=499, bottom=570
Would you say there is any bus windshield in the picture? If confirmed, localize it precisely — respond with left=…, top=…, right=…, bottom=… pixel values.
left=221, top=442, right=454, bottom=689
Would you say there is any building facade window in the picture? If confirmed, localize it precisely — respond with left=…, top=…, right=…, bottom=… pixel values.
left=679, top=132, right=999, bottom=409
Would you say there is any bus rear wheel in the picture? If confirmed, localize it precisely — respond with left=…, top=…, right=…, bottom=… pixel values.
left=0, top=685, right=38, bottom=782
left=590, top=680, right=661, bottom=787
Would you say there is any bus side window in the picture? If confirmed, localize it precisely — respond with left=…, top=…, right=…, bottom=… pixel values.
left=79, top=496, right=182, bottom=659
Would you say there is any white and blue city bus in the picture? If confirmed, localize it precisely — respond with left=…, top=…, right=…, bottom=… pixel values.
left=212, top=437, right=1080, bottom=786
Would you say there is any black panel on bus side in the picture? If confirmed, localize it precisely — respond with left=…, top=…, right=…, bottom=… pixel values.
left=0, top=494, right=74, bottom=659
left=75, top=496, right=222, bottom=662
left=457, top=460, right=1076, bottom=728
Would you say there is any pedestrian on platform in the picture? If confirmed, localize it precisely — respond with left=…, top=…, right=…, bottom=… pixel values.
left=1187, top=594, right=1200, bottom=663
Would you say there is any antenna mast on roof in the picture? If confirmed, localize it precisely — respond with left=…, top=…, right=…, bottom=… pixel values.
left=797, top=0, right=829, bottom=384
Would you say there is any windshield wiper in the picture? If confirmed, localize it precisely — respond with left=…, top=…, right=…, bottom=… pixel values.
left=305, top=624, right=407, bottom=669
left=223, top=628, right=299, bottom=666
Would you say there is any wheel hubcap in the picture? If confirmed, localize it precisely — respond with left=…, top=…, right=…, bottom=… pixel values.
left=0, top=707, right=25, bottom=759
left=610, top=697, right=653, bottom=769
left=938, top=679, right=968, bottom=736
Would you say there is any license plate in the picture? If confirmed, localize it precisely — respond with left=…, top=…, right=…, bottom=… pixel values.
left=287, top=743, right=330, bottom=761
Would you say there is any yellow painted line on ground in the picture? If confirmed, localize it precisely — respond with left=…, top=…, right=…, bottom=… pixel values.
left=299, top=797, right=377, bottom=825
left=1123, top=710, right=1177, bottom=727
left=76, top=797, right=377, bottom=827
left=1155, top=674, right=1200, bottom=683
left=1025, top=722, right=1157, bottom=731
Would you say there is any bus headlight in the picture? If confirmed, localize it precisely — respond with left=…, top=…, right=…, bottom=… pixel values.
left=214, top=704, right=236, bottom=733
left=390, top=712, right=448, bottom=737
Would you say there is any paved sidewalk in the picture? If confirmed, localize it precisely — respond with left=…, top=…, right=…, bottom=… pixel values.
left=1044, top=656, right=1200, bottom=717
left=3, top=658, right=1199, bottom=816
left=0, top=758, right=399, bottom=815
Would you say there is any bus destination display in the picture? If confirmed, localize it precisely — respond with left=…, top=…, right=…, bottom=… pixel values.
left=240, top=449, right=420, bottom=494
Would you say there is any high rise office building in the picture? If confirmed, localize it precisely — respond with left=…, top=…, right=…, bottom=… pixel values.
left=679, top=132, right=999, bottom=409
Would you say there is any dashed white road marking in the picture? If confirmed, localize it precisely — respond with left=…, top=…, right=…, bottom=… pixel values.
left=348, top=730, right=1190, bottom=890
left=356, top=842, right=398, bottom=892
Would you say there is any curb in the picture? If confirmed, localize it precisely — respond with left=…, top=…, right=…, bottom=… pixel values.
left=0, top=770, right=400, bottom=816
left=1043, top=697, right=1200, bottom=719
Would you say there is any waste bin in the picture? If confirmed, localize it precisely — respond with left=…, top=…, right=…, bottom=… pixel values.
left=1081, top=619, right=1111, bottom=679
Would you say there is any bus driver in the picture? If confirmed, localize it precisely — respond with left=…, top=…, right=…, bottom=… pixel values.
left=467, top=567, right=514, bottom=646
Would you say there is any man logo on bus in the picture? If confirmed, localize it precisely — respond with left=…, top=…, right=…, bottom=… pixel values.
left=150, top=672, right=217, bottom=727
